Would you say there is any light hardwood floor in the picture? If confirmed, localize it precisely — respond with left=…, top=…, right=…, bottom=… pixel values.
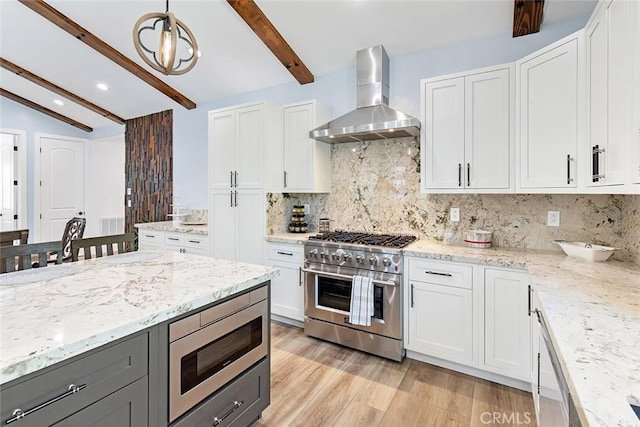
left=258, top=322, right=536, bottom=427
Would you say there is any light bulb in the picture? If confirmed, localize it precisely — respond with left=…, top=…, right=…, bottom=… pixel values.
left=160, top=29, right=173, bottom=69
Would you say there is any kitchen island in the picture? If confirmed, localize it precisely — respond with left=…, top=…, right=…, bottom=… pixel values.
left=0, top=250, right=277, bottom=425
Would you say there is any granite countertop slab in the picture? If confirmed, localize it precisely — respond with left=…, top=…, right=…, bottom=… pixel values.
left=135, top=221, right=209, bottom=235
left=0, top=251, right=277, bottom=385
left=266, top=232, right=317, bottom=244
left=265, top=234, right=640, bottom=426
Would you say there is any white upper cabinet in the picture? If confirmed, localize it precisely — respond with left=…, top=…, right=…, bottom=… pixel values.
left=209, top=102, right=282, bottom=190
left=586, top=0, right=635, bottom=188
left=421, top=65, right=513, bottom=193
left=516, top=31, right=584, bottom=192
left=632, top=0, right=640, bottom=185
left=267, top=100, right=331, bottom=193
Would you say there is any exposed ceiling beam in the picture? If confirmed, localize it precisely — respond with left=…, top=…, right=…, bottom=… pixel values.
left=513, top=0, right=545, bottom=37
left=1, top=88, right=93, bottom=132
left=1, top=57, right=125, bottom=125
left=227, top=0, right=314, bottom=85
left=17, top=0, right=196, bottom=110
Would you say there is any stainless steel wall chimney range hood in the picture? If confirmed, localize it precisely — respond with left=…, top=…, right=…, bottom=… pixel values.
left=309, top=45, right=421, bottom=144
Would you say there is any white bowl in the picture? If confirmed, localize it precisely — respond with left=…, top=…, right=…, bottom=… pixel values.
left=554, top=240, right=616, bottom=262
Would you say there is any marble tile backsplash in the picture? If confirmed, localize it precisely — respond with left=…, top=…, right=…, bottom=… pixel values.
left=266, top=138, right=640, bottom=263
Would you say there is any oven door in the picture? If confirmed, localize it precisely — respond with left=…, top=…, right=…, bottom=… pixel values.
left=168, top=299, right=268, bottom=422
left=303, top=266, right=401, bottom=339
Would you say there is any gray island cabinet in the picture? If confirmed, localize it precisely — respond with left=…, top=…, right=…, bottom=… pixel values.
left=0, top=251, right=277, bottom=426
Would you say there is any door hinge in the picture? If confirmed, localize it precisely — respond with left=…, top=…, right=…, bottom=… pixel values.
left=13, top=146, right=18, bottom=151
left=13, top=180, right=17, bottom=186
left=40, top=214, right=42, bottom=219
left=13, top=214, right=18, bottom=220
left=39, top=147, right=42, bottom=153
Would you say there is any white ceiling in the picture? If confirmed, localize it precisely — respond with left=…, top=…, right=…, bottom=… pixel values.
left=0, top=0, right=597, bottom=131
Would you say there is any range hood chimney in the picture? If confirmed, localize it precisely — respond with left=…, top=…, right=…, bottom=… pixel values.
left=309, top=45, right=420, bottom=143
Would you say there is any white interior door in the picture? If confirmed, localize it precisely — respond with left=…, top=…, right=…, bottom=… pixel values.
left=39, top=136, right=85, bottom=242
left=0, top=133, right=17, bottom=230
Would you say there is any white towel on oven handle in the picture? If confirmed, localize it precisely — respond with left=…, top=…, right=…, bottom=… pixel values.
left=349, top=275, right=374, bottom=326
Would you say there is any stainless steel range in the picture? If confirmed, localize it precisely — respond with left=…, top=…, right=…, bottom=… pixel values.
left=302, top=231, right=417, bottom=361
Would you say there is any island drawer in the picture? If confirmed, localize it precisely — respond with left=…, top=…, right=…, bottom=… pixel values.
left=0, top=333, right=148, bottom=426
left=165, top=232, right=210, bottom=249
left=138, top=229, right=164, bottom=249
left=408, top=259, right=473, bottom=289
left=173, top=358, right=269, bottom=427
left=268, top=244, right=303, bottom=263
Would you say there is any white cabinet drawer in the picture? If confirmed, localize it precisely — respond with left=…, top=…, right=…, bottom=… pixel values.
left=408, top=259, right=473, bottom=289
left=138, top=229, right=164, bottom=249
left=268, top=244, right=303, bottom=262
left=165, top=232, right=209, bottom=249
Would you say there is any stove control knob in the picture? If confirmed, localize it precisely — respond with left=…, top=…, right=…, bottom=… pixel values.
left=382, top=257, right=392, bottom=267
left=308, top=249, right=318, bottom=258
left=343, top=253, right=353, bottom=262
left=321, top=251, right=330, bottom=260
left=356, top=255, right=365, bottom=264
left=369, top=256, right=378, bottom=266
left=331, top=252, right=339, bottom=261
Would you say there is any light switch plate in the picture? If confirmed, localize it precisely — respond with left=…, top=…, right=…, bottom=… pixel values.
left=548, top=211, right=560, bottom=227
left=450, top=208, right=460, bottom=222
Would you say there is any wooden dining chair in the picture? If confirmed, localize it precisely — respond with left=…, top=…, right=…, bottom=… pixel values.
left=52, top=217, right=86, bottom=263
left=0, top=241, right=63, bottom=273
left=71, top=233, right=137, bottom=261
left=0, top=229, right=30, bottom=273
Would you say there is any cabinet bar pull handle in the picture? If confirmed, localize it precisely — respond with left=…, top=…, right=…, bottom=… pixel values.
left=458, top=163, right=462, bottom=187
left=168, top=237, right=179, bottom=241
left=234, top=191, right=238, bottom=207
left=212, top=400, right=244, bottom=426
left=299, top=267, right=302, bottom=286
left=566, top=155, right=574, bottom=184
left=277, top=251, right=293, bottom=256
left=410, top=283, right=414, bottom=308
left=188, top=240, right=200, bottom=244
left=230, top=191, right=233, bottom=207
left=528, top=284, right=532, bottom=316
left=230, top=170, right=233, bottom=187
left=425, top=270, right=452, bottom=277
left=467, top=163, right=470, bottom=187
left=284, top=171, right=288, bottom=188
left=234, top=171, right=238, bottom=188
left=144, top=234, right=155, bottom=238
left=5, top=384, right=87, bottom=424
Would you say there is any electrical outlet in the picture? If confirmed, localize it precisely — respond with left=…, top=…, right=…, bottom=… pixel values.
left=547, top=211, right=560, bottom=227
left=127, top=199, right=132, bottom=208
left=450, top=207, right=460, bottom=222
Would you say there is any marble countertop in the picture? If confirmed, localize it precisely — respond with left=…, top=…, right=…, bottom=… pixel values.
left=266, top=234, right=640, bottom=426
left=135, top=221, right=209, bottom=235
left=0, top=251, right=277, bottom=385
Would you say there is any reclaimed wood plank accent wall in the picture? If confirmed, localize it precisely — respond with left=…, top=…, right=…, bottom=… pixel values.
left=124, top=110, right=172, bottom=233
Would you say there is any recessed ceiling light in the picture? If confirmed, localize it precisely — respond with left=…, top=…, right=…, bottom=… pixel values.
left=96, top=83, right=109, bottom=91
left=53, top=99, right=64, bottom=106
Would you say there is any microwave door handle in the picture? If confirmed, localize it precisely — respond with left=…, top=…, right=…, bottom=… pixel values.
left=300, top=268, right=397, bottom=287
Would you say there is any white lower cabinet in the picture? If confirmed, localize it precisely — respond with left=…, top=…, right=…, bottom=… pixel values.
left=482, top=268, right=531, bottom=380
left=405, top=257, right=531, bottom=387
left=137, top=228, right=210, bottom=256
left=267, top=243, right=303, bottom=323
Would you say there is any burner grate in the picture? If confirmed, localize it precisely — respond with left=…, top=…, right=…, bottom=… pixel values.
left=308, top=230, right=418, bottom=248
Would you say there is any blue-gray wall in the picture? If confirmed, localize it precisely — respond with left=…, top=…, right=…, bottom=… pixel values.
left=0, top=14, right=591, bottom=213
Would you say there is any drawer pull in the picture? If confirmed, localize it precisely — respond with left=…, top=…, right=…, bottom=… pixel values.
left=144, top=234, right=155, bottom=238
left=277, top=251, right=293, bottom=256
left=5, top=384, right=87, bottom=425
left=188, top=240, right=200, bottom=244
left=168, top=237, right=179, bottom=241
left=212, top=400, right=244, bottom=426
left=425, top=270, right=452, bottom=277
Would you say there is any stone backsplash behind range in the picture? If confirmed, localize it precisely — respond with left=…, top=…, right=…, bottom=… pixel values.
left=267, top=138, right=640, bottom=263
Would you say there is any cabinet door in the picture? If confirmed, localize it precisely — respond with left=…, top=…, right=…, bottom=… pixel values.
left=284, top=103, right=315, bottom=192
left=465, top=68, right=511, bottom=189
left=483, top=268, right=530, bottom=379
left=211, top=191, right=236, bottom=260
left=235, top=105, right=264, bottom=189
left=422, top=77, right=465, bottom=189
left=235, top=189, right=265, bottom=265
left=52, top=377, right=148, bottom=427
left=408, top=281, right=474, bottom=364
left=518, top=36, right=580, bottom=189
left=270, top=260, right=303, bottom=321
left=586, top=8, right=608, bottom=186
left=607, top=0, right=635, bottom=186
left=209, top=110, right=236, bottom=190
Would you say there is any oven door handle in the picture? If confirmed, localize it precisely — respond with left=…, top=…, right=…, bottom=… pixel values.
left=301, top=268, right=398, bottom=287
